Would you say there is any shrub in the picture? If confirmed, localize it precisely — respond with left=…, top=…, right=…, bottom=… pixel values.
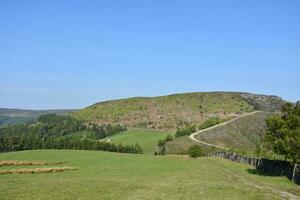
left=199, top=117, right=220, bottom=130
left=175, top=124, right=196, bottom=137
left=159, top=145, right=166, bottom=156
left=188, top=145, right=204, bottom=158
left=157, top=139, right=166, bottom=147
left=165, top=134, right=173, bottom=142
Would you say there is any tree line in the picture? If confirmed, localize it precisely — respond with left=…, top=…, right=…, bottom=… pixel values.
left=0, top=114, right=142, bottom=154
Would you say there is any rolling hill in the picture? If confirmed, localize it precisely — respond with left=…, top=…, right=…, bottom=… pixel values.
left=72, top=92, right=284, bottom=130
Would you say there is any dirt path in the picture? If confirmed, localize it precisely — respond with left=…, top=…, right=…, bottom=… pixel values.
left=189, top=111, right=263, bottom=149
left=221, top=168, right=300, bottom=200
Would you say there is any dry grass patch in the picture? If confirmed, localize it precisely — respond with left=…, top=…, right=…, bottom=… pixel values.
left=0, top=160, right=65, bottom=167
left=0, top=166, right=76, bottom=174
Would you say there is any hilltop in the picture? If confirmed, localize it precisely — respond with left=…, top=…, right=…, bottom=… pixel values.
left=72, top=92, right=284, bottom=130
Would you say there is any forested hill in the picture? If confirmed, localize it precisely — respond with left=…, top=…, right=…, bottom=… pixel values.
left=0, top=114, right=142, bottom=154
left=72, top=92, right=285, bottom=130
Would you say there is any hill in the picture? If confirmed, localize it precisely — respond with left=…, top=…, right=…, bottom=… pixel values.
left=72, top=92, right=284, bottom=130
left=0, top=108, right=76, bottom=125
left=0, top=150, right=299, bottom=199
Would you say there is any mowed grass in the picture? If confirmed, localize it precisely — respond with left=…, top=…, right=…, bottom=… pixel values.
left=0, top=150, right=299, bottom=200
left=107, top=129, right=172, bottom=154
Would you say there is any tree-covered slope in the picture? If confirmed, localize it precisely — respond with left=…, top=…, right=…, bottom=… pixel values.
left=72, top=92, right=284, bottom=130
left=0, top=114, right=143, bottom=154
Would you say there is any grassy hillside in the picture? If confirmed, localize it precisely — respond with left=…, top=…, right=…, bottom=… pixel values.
left=72, top=92, right=251, bottom=130
left=194, top=111, right=271, bottom=155
left=0, top=150, right=299, bottom=200
left=166, top=136, right=203, bottom=154
left=0, top=108, right=76, bottom=125
left=166, top=112, right=270, bottom=155
left=106, top=129, right=172, bottom=154
left=72, top=92, right=284, bottom=130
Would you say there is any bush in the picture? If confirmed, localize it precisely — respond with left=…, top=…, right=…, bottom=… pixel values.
left=175, top=124, right=196, bottom=137
left=188, top=145, right=204, bottom=158
left=165, top=134, right=173, bottom=142
left=199, top=117, right=221, bottom=130
left=159, top=145, right=166, bottom=156
left=157, top=139, right=166, bottom=147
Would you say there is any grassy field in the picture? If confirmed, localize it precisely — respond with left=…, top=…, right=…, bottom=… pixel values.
left=107, top=129, right=172, bottom=154
left=0, top=150, right=299, bottom=200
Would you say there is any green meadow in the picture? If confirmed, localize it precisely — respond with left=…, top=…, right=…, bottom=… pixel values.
left=0, top=150, right=299, bottom=200
left=107, top=129, right=172, bottom=154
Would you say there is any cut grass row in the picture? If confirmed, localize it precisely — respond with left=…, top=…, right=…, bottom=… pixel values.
left=0, top=166, right=76, bottom=174
left=0, top=160, right=65, bottom=167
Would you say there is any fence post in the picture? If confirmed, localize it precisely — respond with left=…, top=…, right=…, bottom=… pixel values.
left=292, top=163, right=297, bottom=183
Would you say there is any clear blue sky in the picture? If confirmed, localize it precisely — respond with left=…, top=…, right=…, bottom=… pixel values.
left=0, top=0, right=299, bottom=109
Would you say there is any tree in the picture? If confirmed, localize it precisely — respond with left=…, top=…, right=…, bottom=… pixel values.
left=159, top=145, right=166, bottom=156
left=165, top=134, right=173, bottom=142
left=264, top=102, right=300, bottom=182
left=175, top=124, right=196, bottom=137
left=157, top=139, right=166, bottom=147
left=187, top=145, right=203, bottom=158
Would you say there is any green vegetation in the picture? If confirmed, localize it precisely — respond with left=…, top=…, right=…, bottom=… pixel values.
left=199, top=117, right=226, bottom=130
left=0, top=150, right=299, bottom=199
left=72, top=92, right=260, bottom=130
left=107, top=129, right=172, bottom=154
left=174, top=117, right=228, bottom=138
left=155, top=134, right=173, bottom=156
left=175, top=124, right=196, bottom=137
left=187, top=145, right=204, bottom=158
left=264, top=102, right=300, bottom=182
left=0, top=114, right=143, bottom=154
left=264, top=102, right=300, bottom=163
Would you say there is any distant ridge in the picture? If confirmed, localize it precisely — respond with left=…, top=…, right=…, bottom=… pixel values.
left=0, top=108, right=77, bottom=125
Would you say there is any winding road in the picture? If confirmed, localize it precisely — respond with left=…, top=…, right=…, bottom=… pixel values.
left=189, top=111, right=263, bottom=149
